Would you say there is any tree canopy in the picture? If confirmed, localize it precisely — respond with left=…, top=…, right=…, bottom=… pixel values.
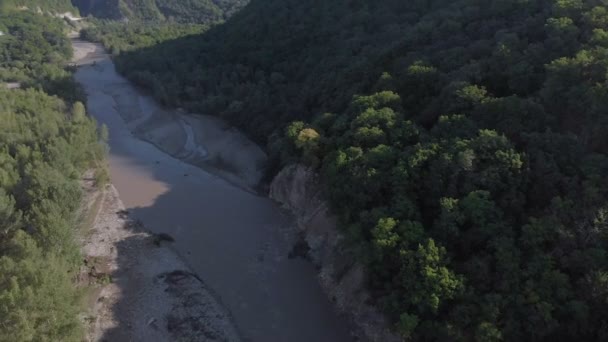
left=0, top=11, right=105, bottom=341
left=93, top=0, right=608, bottom=340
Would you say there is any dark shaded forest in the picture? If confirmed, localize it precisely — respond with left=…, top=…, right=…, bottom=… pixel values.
left=0, top=10, right=106, bottom=341
left=88, top=0, right=608, bottom=340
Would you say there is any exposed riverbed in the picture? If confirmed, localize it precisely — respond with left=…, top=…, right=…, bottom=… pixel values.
left=72, top=39, right=352, bottom=341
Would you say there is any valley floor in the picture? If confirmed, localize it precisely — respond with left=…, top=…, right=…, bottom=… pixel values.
left=72, top=37, right=353, bottom=341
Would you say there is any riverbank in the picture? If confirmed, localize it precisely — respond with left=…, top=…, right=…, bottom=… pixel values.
left=78, top=173, right=240, bottom=341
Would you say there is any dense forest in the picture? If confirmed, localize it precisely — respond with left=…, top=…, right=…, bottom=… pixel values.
left=0, top=10, right=84, bottom=102
left=72, top=0, right=248, bottom=23
left=0, top=10, right=106, bottom=341
left=91, top=0, right=608, bottom=340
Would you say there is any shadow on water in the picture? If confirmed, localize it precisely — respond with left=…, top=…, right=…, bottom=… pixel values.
left=92, top=141, right=354, bottom=342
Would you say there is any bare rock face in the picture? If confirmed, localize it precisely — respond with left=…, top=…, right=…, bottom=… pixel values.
left=269, top=164, right=401, bottom=342
left=268, top=164, right=323, bottom=218
left=269, top=164, right=333, bottom=265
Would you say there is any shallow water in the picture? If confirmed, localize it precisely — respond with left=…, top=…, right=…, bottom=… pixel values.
left=73, top=40, right=352, bottom=342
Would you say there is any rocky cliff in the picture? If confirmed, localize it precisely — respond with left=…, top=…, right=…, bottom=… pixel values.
left=269, top=164, right=400, bottom=342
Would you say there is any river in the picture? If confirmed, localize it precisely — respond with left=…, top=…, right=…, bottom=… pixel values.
left=72, top=39, right=352, bottom=342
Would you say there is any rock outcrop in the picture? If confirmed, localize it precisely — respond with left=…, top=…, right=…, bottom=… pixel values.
left=269, top=164, right=401, bottom=342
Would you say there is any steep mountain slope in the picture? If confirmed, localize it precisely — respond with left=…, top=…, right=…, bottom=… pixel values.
left=109, top=0, right=608, bottom=340
left=115, top=0, right=417, bottom=139
left=72, top=0, right=248, bottom=22
left=115, top=0, right=603, bottom=142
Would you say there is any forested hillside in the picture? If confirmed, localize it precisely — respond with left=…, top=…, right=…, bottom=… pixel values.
left=0, top=11, right=84, bottom=102
left=0, top=11, right=106, bottom=341
left=101, top=0, right=608, bottom=340
left=72, top=0, right=248, bottom=23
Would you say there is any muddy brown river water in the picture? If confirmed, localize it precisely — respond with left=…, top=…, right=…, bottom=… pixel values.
left=72, top=39, right=352, bottom=342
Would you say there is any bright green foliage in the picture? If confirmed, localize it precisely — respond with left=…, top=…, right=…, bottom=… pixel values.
left=278, top=1, right=608, bottom=339
left=0, top=12, right=105, bottom=341
left=0, top=11, right=85, bottom=103
left=316, top=88, right=608, bottom=339
left=0, top=231, right=82, bottom=342
left=0, top=86, right=104, bottom=340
